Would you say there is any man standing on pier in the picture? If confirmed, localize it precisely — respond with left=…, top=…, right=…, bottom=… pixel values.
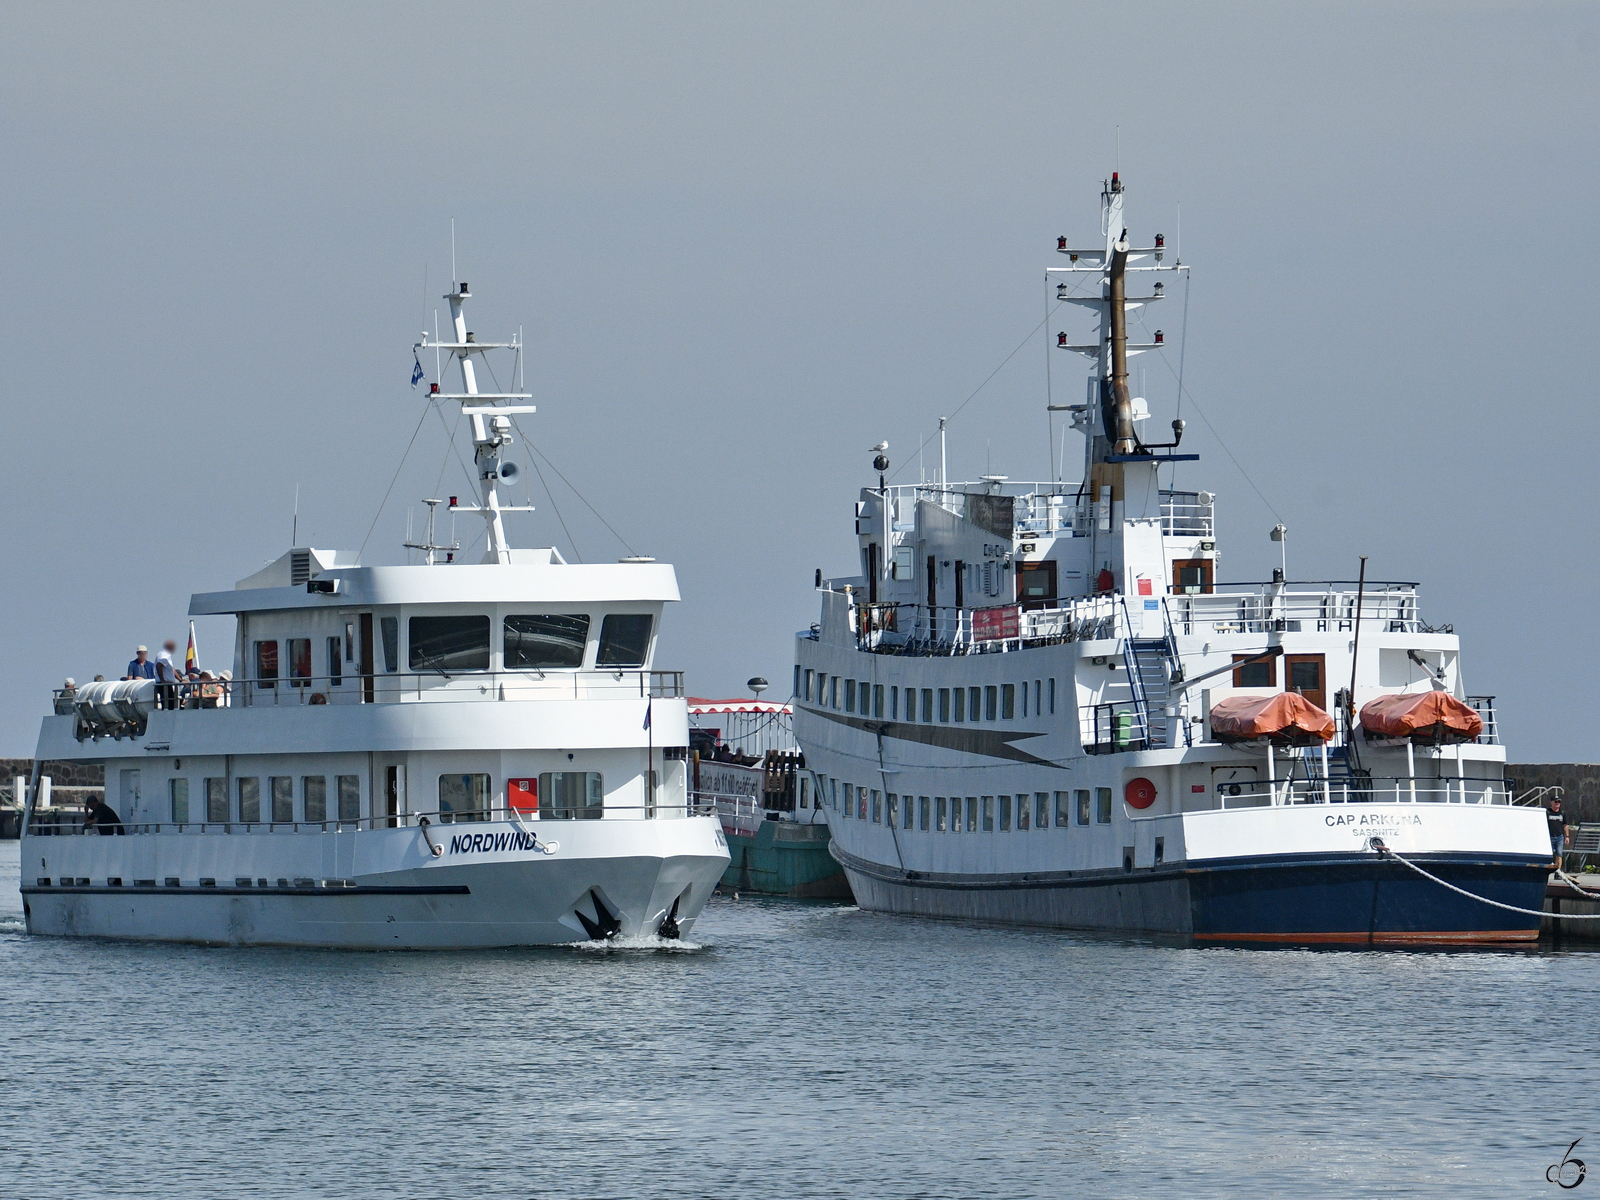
left=1548, top=797, right=1569, bottom=861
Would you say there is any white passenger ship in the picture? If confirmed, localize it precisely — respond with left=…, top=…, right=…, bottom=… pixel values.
left=793, top=174, right=1550, bottom=943
left=21, top=280, right=728, bottom=948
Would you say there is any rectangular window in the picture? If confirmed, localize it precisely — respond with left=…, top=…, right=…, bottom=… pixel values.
left=871, top=790, right=881, bottom=823
left=254, top=640, right=278, bottom=689
left=874, top=684, right=884, bottom=719
left=860, top=682, right=870, bottom=714
left=1233, top=655, right=1276, bottom=688
left=380, top=616, right=399, bottom=673
left=596, top=613, right=653, bottom=667
left=438, top=773, right=490, bottom=823
left=1049, top=678, right=1056, bottom=714
left=1037, top=792, right=1050, bottom=831
left=890, top=687, right=898, bottom=720
left=953, top=687, right=965, bottom=723
left=1002, top=684, right=1015, bottom=720
left=338, top=775, right=362, bottom=822
left=839, top=782, right=851, bottom=818
left=345, top=622, right=355, bottom=663
left=288, top=638, right=312, bottom=687
left=886, top=793, right=897, bottom=825
left=169, top=778, right=190, bottom=824
left=830, top=677, right=840, bottom=709
left=985, top=685, right=998, bottom=721
left=970, top=688, right=981, bottom=721
left=903, top=795, right=914, bottom=829
left=793, top=664, right=801, bottom=699
left=935, top=797, right=947, bottom=831
left=965, top=797, right=978, bottom=833
left=1005, top=795, right=1018, bottom=830
left=1076, top=789, right=1090, bottom=826
left=921, top=688, right=934, bottom=722
left=237, top=777, right=261, bottom=824
left=270, top=776, right=294, bottom=823
left=799, top=777, right=810, bottom=808
left=205, top=778, right=227, bottom=823
left=505, top=614, right=590, bottom=669
left=1034, top=680, right=1042, bottom=717
left=982, top=797, right=995, bottom=832
left=304, top=776, right=327, bottom=823
left=328, top=636, right=343, bottom=687
left=804, top=669, right=814, bottom=702
left=919, top=796, right=930, bottom=830
left=537, top=771, right=604, bottom=820
left=1021, top=683, right=1027, bottom=718
left=1056, top=791, right=1072, bottom=827
left=829, top=778, right=838, bottom=810
left=1096, top=787, right=1113, bottom=824
left=858, top=786, right=867, bottom=820
left=845, top=679, right=856, bottom=713
left=938, top=688, right=950, bottom=722
left=410, top=615, right=490, bottom=671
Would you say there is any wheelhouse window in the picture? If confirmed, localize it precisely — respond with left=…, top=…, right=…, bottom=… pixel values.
left=237, top=777, right=261, bottom=824
left=327, top=636, right=343, bottom=686
left=270, top=777, right=293, bottom=823
left=338, top=775, right=361, bottom=822
left=596, top=614, right=653, bottom=668
left=504, top=614, right=590, bottom=669
left=205, top=778, right=227, bottom=823
left=254, top=641, right=278, bottom=689
left=304, top=776, right=327, bottom=823
left=169, top=779, right=189, bottom=824
left=380, top=617, right=399, bottom=672
left=409, top=615, right=490, bottom=672
left=539, top=771, right=604, bottom=820
left=288, top=638, right=312, bottom=688
left=439, top=773, right=490, bottom=823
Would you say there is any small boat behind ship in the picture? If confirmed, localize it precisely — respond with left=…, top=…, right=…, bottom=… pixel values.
left=690, top=698, right=851, bottom=899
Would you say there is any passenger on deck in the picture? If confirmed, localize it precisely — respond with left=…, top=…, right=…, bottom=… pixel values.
left=124, top=646, right=157, bottom=680
left=155, top=640, right=181, bottom=710
left=83, top=796, right=125, bottom=836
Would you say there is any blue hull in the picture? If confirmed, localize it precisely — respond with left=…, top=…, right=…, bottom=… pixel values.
left=1189, top=853, right=1549, bottom=943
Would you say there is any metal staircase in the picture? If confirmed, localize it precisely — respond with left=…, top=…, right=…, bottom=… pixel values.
left=1123, top=638, right=1172, bottom=748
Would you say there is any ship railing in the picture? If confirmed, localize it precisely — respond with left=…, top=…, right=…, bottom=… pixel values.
left=1214, top=775, right=1512, bottom=809
left=1465, top=695, right=1498, bottom=744
left=701, top=790, right=771, bottom=834
left=24, top=799, right=718, bottom=836
left=1168, top=583, right=1422, bottom=636
left=1081, top=701, right=1150, bottom=755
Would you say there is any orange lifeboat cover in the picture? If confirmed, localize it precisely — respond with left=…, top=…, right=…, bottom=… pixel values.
left=1209, top=692, right=1336, bottom=744
left=1359, top=691, right=1483, bottom=743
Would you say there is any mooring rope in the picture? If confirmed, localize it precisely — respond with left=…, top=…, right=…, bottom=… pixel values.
left=1369, top=838, right=1600, bottom=920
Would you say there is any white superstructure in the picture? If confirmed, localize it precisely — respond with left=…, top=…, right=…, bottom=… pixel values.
left=793, top=174, right=1550, bottom=943
left=20, top=280, right=728, bottom=948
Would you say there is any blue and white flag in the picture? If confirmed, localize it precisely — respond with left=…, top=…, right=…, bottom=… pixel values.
left=411, top=353, right=425, bottom=389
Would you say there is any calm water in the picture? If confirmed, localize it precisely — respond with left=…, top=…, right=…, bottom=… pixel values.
left=1, top=838, right=1594, bottom=1199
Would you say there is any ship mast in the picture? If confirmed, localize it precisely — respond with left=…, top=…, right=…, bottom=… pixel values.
left=416, top=281, right=536, bottom=564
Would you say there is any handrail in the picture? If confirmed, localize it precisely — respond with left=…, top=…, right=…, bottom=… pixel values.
left=1214, top=776, right=1511, bottom=808
left=25, top=800, right=718, bottom=836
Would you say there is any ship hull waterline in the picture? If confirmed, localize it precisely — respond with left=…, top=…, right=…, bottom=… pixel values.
left=832, top=845, right=1551, bottom=944
left=720, top=820, right=853, bottom=900
left=20, top=819, right=729, bottom=949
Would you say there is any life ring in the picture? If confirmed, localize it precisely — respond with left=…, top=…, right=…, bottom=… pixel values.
left=1125, top=777, right=1157, bottom=809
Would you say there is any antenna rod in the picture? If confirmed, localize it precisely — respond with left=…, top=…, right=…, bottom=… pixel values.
left=1106, top=233, right=1137, bottom=455
left=1347, top=555, right=1369, bottom=748
left=292, top=483, right=299, bottom=545
left=939, top=417, right=947, bottom=487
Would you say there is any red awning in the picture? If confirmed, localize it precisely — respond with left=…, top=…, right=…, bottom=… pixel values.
left=1210, top=693, right=1336, bottom=745
left=1359, top=691, right=1483, bottom=744
left=687, top=698, right=793, bottom=715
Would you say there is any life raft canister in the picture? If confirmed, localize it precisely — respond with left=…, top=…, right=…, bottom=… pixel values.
left=1096, top=568, right=1115, bottom=593
left=1125, top=777, right=1157, bottom=809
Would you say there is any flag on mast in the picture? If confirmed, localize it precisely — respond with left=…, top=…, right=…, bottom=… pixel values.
left=411, top=352, right=425, bottom=388
left=185, top=621, right=198, bottom=674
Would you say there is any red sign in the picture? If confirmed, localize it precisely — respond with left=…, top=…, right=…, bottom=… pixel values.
left=1137, top=577, right=1153, bottom=596
left=972, top=605, right=1020, bottom=641
left=509, top=778, right=538, bottom=813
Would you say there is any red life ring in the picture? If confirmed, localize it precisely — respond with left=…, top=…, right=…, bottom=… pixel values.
left=1125, top=777, right=1157, bottom=809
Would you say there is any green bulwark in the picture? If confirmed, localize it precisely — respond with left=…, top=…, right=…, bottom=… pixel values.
left=721, top=820, right=853, bottom=899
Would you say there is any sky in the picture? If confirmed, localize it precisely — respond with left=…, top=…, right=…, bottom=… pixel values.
left=1, top=1, right=1597, bottom=759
